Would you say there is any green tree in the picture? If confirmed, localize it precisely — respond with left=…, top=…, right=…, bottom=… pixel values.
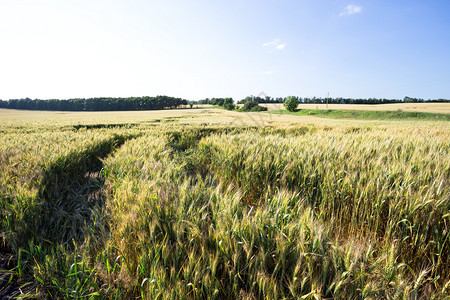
left=284, top=96, right=299, bottom=112
left=239, top=100, right=268, bottom=112
left=243, top=100, right=258, bottom=111
left=223, top=98, right=235, bottom=110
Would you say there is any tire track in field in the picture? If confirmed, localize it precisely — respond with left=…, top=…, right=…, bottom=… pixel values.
left=0, top=132, right=140, bottom=299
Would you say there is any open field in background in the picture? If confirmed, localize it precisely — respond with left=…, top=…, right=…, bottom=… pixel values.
left=259, top=102, right=450, bottom=114
left=0, top=106, right=449, bottom=299
left=2, top=104, right=450, bottom=129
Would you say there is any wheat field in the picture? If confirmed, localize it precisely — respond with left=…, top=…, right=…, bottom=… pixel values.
left=259, top=102, right=450, bottom=113
left=0, top=107, right=448, bottom=299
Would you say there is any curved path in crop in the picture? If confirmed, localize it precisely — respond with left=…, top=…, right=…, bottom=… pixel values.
left=0, top=131, right=138, bottom=298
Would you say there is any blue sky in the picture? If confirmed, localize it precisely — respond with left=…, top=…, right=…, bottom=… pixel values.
left=1, top=0, right=449, bottom=100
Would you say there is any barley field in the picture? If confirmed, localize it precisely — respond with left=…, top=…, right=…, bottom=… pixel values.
left=0, top=107, right=449, bottom=299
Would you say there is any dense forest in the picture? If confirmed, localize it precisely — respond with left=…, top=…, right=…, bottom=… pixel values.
left=198, top=96, right=450, bottom=105
left=0, top=96, right=188, bottom=111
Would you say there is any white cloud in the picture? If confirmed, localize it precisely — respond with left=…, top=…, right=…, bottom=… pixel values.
left=339, top=5, right=362, bottom=16
left=264, top=70, right=279, bottom=75
left=263, top=39, right=286, bottom=51
left=263, top=39, right=280, bottom=47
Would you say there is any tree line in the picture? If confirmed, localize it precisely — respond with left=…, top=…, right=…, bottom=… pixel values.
left=198, top=96, right=449, bottom=105
left=2, top=95, right=448, bottom=112
left=0, top=96, right=188, bottom=111
left=196, top=98, right=234, bottom=106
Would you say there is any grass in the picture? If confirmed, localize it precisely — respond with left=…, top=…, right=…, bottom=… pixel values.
left=0, top=108, right=449, bottom=299
left=271, top=108, right=450, bottom=121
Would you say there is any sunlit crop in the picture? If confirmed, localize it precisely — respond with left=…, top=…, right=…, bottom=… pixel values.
left=0, top=109, right=448, bottom=299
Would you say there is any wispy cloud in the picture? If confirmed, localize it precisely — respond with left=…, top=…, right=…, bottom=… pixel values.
left=339, top=5, right=362, bottom=16
left=263, top=39, right=280, bottom=47
left=263, top=39, right=286, bottom=51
